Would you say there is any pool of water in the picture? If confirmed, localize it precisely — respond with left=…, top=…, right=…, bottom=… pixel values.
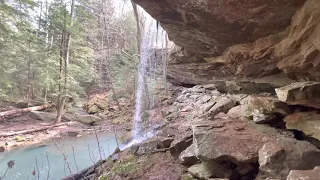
left=0, top=132, right=125, bottom=180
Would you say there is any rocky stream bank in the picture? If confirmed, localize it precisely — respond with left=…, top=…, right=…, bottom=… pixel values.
left=72, top=81, right=320, bottom=180
left=0, top=92, right=135, bottom=153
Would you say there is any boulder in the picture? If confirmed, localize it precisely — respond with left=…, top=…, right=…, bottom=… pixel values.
left=74, top=115, right=103, bottom=125
left=130, top=139, right=161, bottom=155
left=169, top=133, right=193, bottom=158
left=88, top=105, right=100, bottom=114
left=179, top=144, right=199, bottom=165
left=275, top=82, right=320, bottom=109
left=188, top=162, right=234, bottom=179
left=16, top=102, right=29, bottom=108
left=188, top=163, right=214, bottom=180
left=227, top=106, right=243, bottom=119
left=258, top=138, right=320, bottom=179
left=27, top=111, right=57, bottom=122
left=242, top=95, right=291, bottom=123
left=130, top=138, right=174, bottom=155
left=284, top=112, right=320, bottom=141
left=193, top=119, right=269, bottom=164
left=287, top=167, right=320, bottom=180
left=210, top=90, right=221, bottom=97
left=66, top=130, right=80, bottom=137
left=229, top=94, right=248, bottom=104
left=198, top=101, right=216, bottom=115
left=205, top=97, right=236, bottom=117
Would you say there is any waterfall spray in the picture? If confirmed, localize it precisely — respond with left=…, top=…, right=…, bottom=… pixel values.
left=129, top=7, right=173, bottom=145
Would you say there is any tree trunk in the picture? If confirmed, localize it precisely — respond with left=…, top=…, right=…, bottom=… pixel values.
left=27, top=40, right=31, bottom=107
left=100, top=4, right=121, bottom=109
left=131, top=1, right=141, bottom=54
left=0, top=104, right=54, bottom=119
left=55, top=0, right=75, bottom=124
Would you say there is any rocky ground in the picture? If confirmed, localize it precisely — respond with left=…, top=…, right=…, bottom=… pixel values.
left=69, top=81, right=320, bottom=180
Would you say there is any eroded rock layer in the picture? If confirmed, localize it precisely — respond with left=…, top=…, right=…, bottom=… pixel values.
left=134, top=0, right=320, bottom=84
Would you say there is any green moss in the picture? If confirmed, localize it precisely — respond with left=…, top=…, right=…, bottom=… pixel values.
left=101, top=154, right=137, bottom=179
left=99, top=176, right=109, bottom=180
left=111, top=155, right=137, bottom=175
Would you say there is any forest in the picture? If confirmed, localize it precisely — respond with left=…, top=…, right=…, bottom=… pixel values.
left=0, top=0, right=143, bottom=121
left=0, top=0, right=175, bottom=178
left=2, top=0, right=320, bottom=180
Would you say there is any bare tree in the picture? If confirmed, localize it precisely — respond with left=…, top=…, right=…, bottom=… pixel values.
left=55, top=0, right=75, bottom=124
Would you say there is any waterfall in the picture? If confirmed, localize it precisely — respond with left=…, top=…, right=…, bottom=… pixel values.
left=131, top=8, right=170, bottom=142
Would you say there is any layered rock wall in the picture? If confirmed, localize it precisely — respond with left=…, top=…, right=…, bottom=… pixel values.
left=134, top=0, right=320, bottom=84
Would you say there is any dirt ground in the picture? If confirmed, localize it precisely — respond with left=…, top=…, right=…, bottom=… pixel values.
left=97, top=150, right=186, bottom=180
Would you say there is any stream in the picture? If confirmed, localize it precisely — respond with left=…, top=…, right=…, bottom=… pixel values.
left=0, top=132, right=124, bottom=180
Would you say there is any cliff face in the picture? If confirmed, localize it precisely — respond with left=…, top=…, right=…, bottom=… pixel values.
left=133, top=0, right=320, bottom=85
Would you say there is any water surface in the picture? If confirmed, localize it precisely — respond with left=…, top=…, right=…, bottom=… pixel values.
left=0, top=132, right=124, bottom=180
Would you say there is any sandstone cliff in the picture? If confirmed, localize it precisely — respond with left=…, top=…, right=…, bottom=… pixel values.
left=133, top=0, right=320, bottom=84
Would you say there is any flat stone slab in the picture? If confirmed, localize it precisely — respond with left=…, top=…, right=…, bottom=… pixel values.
left=287, top=167, right=320, bottom=180
left=275, top=81, right=320, bottom=109
left=284, top=111, right=320, bottom=141
left=193, top=118, right=275, bottom=164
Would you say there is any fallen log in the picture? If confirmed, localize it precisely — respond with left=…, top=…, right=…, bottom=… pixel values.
left=0, top=123, right=67, bottom=138
left=62, top=159, right=106, bottom=180
left=0, top=104, right=55, bottom=119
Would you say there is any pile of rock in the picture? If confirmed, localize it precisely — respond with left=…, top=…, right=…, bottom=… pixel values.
left=77, top=81, right=320, bottom=180
left=161, top=81, right=320, bottom=180
left=83, top=93, right=134, bottom=125
left=166, top=84, right=246, bottom=121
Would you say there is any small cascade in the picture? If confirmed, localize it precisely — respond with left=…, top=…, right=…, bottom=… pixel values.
left=131, top=8, right=172, bottom=143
